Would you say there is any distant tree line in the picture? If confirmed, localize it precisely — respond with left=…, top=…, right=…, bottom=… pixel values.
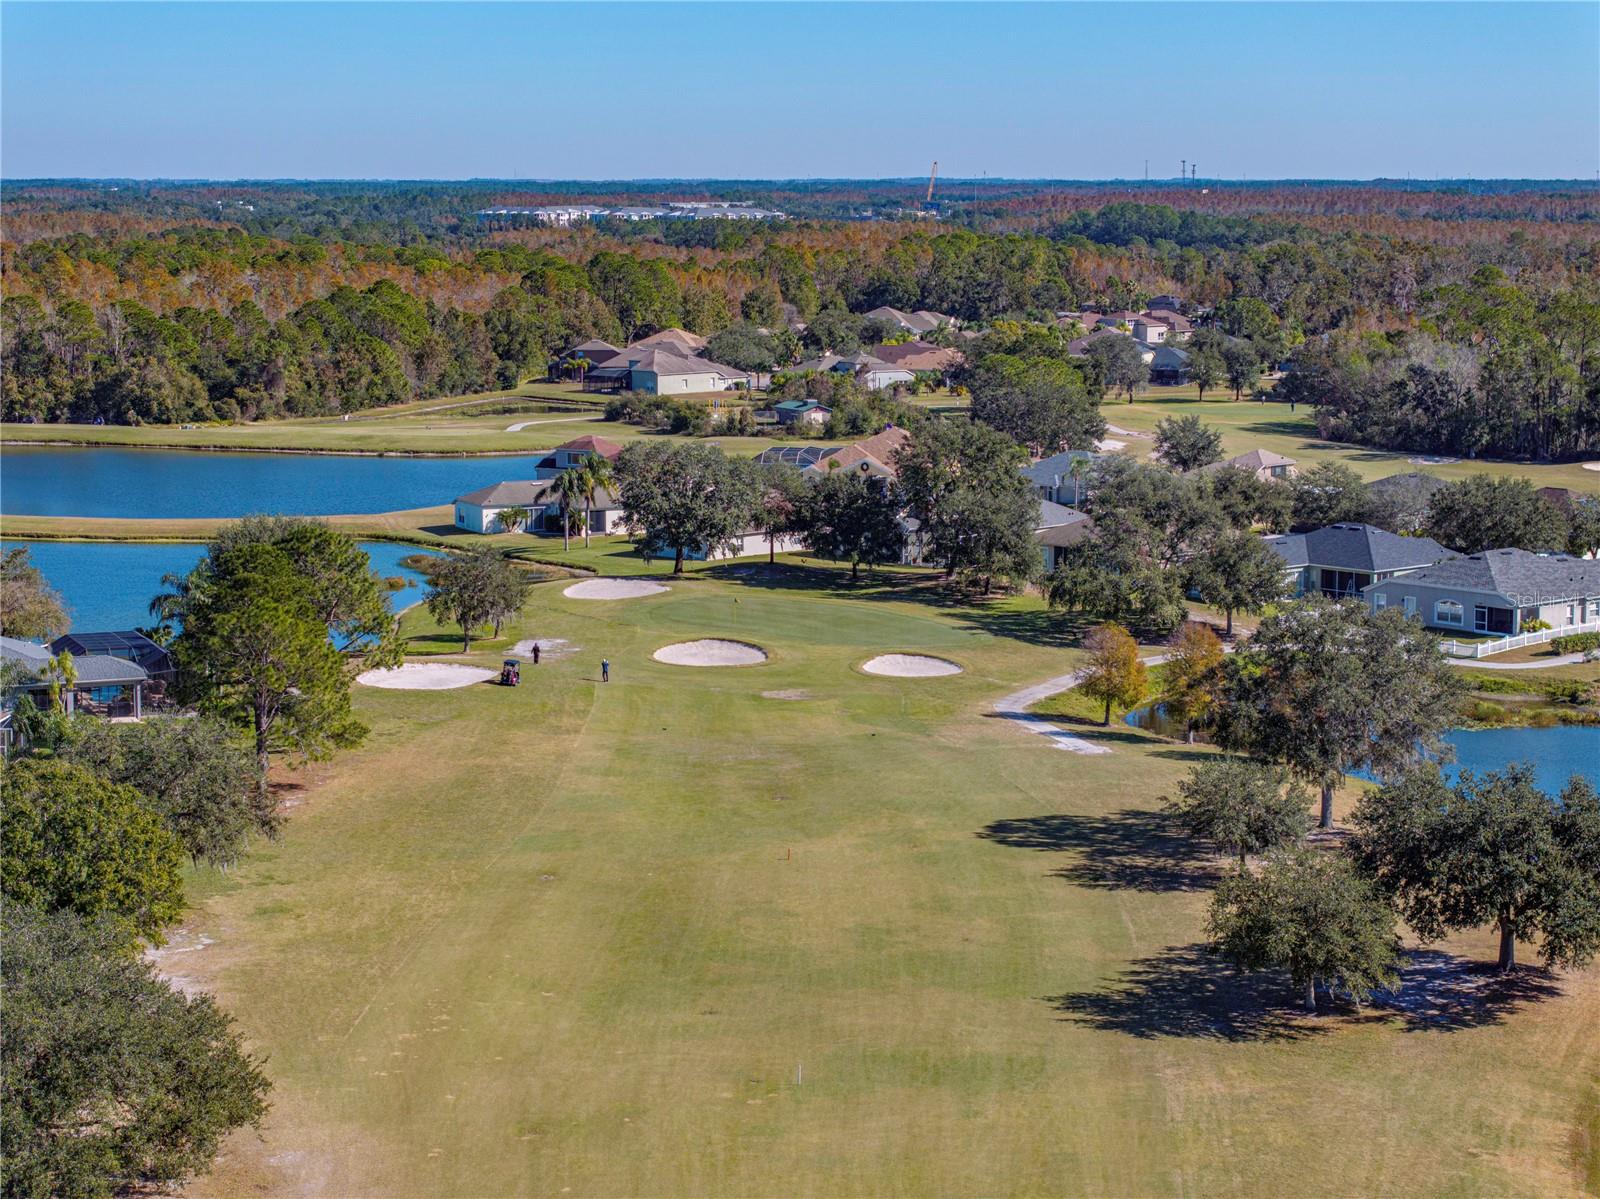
left=6, top=190, right=1597, bottom=427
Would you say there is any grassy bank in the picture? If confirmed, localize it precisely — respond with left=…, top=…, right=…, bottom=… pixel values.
left=167, top=567, right=1598, bottom=1198
left=1104, top=390, right=1600, bottom=491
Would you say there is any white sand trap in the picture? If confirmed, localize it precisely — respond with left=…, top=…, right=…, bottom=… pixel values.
left=357, top=663, right=496, bottom=690
left=861, top=654, right=963, bottom=677
left=563, top=578, right=669, bottom=600
left=653, top=639, right=767, bottom=667
left=1095, top=438, right=1128, bottom=452
left=1584, top=462, right=1600, bottom=473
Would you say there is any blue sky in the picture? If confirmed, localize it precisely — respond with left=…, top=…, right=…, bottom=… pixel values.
left=3, top=2, right=1595, bottom=180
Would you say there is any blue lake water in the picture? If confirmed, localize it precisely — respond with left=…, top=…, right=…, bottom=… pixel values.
left=1439, top=725, right=1598, bottom=793
left=0, top=445, right=552, bottom=518
left=3, top=539, right=436, bottom=632
left=1126, top=706, right=1596, bottom=792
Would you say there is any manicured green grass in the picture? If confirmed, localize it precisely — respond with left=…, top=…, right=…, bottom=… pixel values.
left=1107, top=392, right=1600, bottom=491
left=177, top=568, right=1600, bottom=1198
left=0, top=380, right=812, bottom=457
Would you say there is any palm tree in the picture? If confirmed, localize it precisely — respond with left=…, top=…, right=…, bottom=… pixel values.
left=553, top=468, right=586, bottom=552
left=44, top=650, right=77, bottom=713
left=1066, top=454, right=1092, bottom=506
left=497, top=505, right=530, bottom=534
left=580, top=455, right=615, bottom=549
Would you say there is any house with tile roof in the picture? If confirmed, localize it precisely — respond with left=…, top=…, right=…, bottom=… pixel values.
left=1364, top=548, right=1600, bottom=638
left=629, top=328, right=709, bottom=354
left=1264, top=523, right=1452, bottom=600
left=868, top=342, right=965, bottom=375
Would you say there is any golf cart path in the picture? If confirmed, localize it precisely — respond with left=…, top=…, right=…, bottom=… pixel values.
left=505, top=414, right=604, bottom=433
left=1446, top=653, right=1587, bottom=670
left=993, top=652, right=1174, bottom=756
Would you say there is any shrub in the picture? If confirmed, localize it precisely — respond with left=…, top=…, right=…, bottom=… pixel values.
left=1467, top=701, right=1512, bottom=725
left=1550, top=631, right=1600, bottom=655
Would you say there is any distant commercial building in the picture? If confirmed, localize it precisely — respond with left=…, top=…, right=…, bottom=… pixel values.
left=476, top=202, right=785, bottom=226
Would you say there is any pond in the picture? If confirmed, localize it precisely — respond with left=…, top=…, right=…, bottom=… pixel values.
left=0, top=445, right=561, bottom=518
left=1125, top=705, right=1597, bottom=792
left=4, top=539, right=437, bottom=632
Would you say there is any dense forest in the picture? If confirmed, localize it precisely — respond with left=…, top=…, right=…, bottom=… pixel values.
left=2, top=180, right=1598, bottom=458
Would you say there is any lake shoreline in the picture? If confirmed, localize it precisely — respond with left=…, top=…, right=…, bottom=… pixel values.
left=2, top=437, right=579, bottom=460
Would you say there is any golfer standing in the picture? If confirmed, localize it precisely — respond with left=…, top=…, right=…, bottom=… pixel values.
left=601, top=658, right=610, bottom=683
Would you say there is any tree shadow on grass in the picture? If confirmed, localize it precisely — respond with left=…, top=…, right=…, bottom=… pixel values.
left=1376, top=949, right=1564, bottom=1032
left=978, top=808, right=1222, bottom=893
left=1046, top=943, right=1323, bottom=1042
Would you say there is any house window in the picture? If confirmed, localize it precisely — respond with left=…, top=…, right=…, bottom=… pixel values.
left=1474, top=605, right=1490, bottom=632
left=1402, top=595, right=1417, bottom=616
left=1434, top=599, right=1464, bottom=627
left=1372, top=593, right=1387, bottom=610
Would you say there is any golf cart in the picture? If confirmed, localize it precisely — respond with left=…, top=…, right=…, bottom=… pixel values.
left=499, top=658, right=521, bottom=687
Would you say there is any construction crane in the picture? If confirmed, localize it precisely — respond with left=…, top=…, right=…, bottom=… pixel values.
left=925, top=161, right=939, bottom=208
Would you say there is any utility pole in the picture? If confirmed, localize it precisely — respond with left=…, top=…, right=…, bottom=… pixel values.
left=1144, top=159, right=1149, bottom=182
left=1181, top=159, right=1186, bottom=183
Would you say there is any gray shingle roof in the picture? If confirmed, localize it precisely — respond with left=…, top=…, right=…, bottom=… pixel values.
left=455, top=480, right=552, bottom=507
left=1263, top=524, right=1451, bottom=573
left=1380, top=548, right=1600, bottom=604
left=1022, top=450, right=1098, bottom=487
left=70, top=655, right=149, bottom=686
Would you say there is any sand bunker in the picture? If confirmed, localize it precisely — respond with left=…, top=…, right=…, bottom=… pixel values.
left=653, top=639, right=767, bottom=667
left=357, top=663, right=496, bottom=690
left=563, top=579, right=669, bottom=600
left=861, top=654, right=963, bottom=677
left=1584, top=462, right=1600, bottom=473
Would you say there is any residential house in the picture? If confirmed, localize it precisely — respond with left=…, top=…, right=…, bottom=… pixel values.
left=1199, top=448, right=1298, bottom=481
left=1147, top=343, right=1191, bottom=385
left=50, top=631, right=175, bottom=690
left=1143, top=309, right=1193, bottom=340
left=1035, top=501, right=1095, bottom=572
left=1022, top=449, right=1099, bottom=506
left=1364, top=548, right=1600, bottom=637
left=801, top=426, right=912, bottom=482
left=629, top=328, right=709, bottom=354
left=1132, top=316, right=1170, bottom=344
left=772, top=399, right=832, bottom=427
left=868, top=342, right=965, bottom=379
left=861, top=307, right=955, bottom=336
left=537, top=435, right=624, bottom=478
left=1, top=635, right=153, bottom=733
left=454, top=480, right=556, bottom=534
left=791, top=353, right=916, bottom=393
left=453, top=477, right=625, bottom=536
left=1067, top=329, right=1156, bottom=363
left=1263, top=523, right=1451, bottom=600
left=617, top=347, right=750, bottom=395
left=554, top=339, right=623, bottom=374
left=1147, top=294, right=1184, bottom=312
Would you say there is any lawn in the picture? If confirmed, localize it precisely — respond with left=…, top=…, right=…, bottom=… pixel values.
left=174, top=568, right=1599, bottom=1198
left=1106, top=390, right=1600, bottom=492
left=0, top=381, right=812, bottom=458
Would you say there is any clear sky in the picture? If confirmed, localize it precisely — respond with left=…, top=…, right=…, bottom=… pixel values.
left=3, top=1, right=1595, bottom=181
